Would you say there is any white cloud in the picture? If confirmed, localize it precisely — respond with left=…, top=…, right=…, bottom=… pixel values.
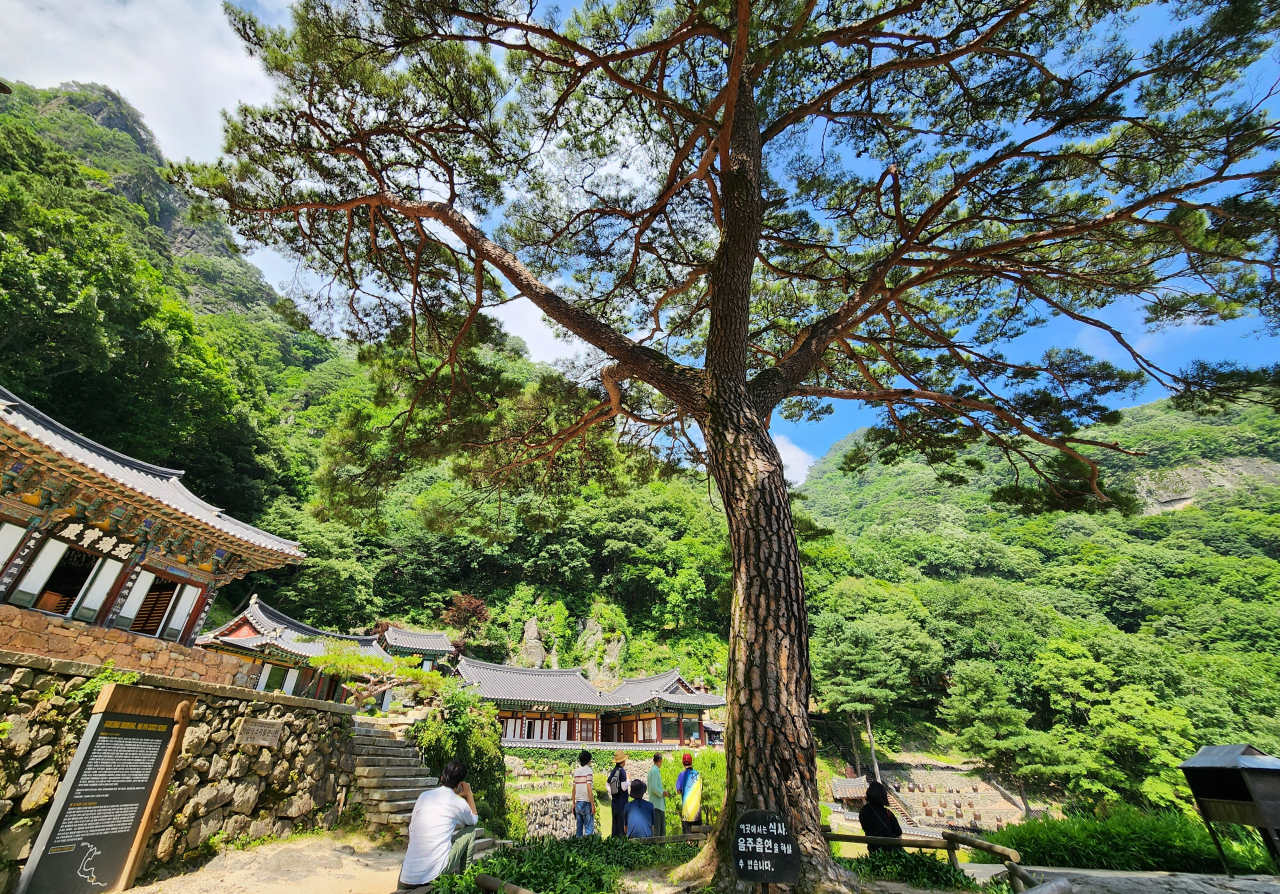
left=773, top=434, right=817, bottom=486
left=488, top=297, right=585, bottom=364
left=0, top=0, right=280, bottom=162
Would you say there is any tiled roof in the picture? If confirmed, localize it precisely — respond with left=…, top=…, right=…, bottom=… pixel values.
left=0, top=386, right=303, bottom=561
left=381, top=626, right=453, bottom=656
left=457, top=659, right=726, bottom=712
left=458, top=657, right=627, bottom=710
left=831, top=778, right=869, bottom=800
left=199, top=596, right=391, bottom=662
left=609, top=669, right=726, bottom=709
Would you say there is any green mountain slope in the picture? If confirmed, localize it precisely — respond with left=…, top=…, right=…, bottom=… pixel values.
left=799, top=400, right=1280, bottom=807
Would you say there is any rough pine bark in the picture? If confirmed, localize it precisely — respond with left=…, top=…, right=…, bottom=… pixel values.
left=675, top=74, right=853, bottom=894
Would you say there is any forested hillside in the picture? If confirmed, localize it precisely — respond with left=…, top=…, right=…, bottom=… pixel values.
left=801, top=401, right=1280, bottom=809
left=3, top=83, right=1278, bottom=812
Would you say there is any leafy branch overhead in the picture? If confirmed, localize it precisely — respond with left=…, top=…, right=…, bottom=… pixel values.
left=185, top=0, right=1279, bottom=500
left=309, top=638, right=443, bottom=708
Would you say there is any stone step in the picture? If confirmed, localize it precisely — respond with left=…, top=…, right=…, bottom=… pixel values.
left=354, top=766, right=436, bottom=780
left=357, top=776, right=436, bottom=792
left=353, top=735, right=414, bottom=749
left=350, top=727, right=398, bottom=740
left=365, top=812, right=412, bottom=826
left=353, top=745, right=417, bottom=758
left=473, top=838, right=495, bottom=854
left=368, top=798, right=419, bottom=814
left=356, top=756, right=422, bottom=768
left=364, top=786, right=432, bottom=802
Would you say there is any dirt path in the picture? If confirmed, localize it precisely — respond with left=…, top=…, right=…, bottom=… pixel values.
left=132, top=833, right=407, bottom=894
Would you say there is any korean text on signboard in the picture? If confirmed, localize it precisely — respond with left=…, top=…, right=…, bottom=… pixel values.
left=731, top=809, right=801, bottom=884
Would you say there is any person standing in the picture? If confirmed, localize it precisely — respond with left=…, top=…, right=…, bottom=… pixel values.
left=607, top=751, right=629, bottom=838
left=646, top=752, right=666, bottom=836
left=398, top=760, right=479, bottom=892
left=676, top=752, right=702, bottom=834
left=571, top=750, right=596, bottom=837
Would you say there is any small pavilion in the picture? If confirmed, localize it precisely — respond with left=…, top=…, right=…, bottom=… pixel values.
left=0, top=386, right=301, bottom=646
left=379, top=626, right=453, bottom=670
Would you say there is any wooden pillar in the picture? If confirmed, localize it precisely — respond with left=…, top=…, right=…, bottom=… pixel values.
left=0, top=517, right=49, bottom=603
left=179, top=582, right=218, bottom=646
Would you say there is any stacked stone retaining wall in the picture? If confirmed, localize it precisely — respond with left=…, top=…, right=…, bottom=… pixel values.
left=0, top=648, right=357, bottom=892
left=522, top=794, right=578, bottom=838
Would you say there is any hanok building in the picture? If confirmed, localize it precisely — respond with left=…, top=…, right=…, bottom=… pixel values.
left=0, top=387, right=302, bottom=645
left=198, top=595, right=391, bottom=699
left=457, top=657, right=726, bottom=748
left=200, top=597, right=454, bottom=705
left=378, top=626, right=453, bottom=671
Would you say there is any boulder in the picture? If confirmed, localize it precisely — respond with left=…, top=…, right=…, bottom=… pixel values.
left=229, top=780, right=259, bottom=815
left=20, top=772, right=58, bottom=813
left=222, top=814, right=251, bottom=839
left=155, top=827, right=178, bottom=863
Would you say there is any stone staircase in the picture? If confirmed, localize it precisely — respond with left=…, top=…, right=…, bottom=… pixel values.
left=349, top=718, right=499, bottom=855
left=352, top=719, right=438, bottom=828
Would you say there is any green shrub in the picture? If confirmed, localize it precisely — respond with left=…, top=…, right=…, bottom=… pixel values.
left=65, top=661, right=139, bottom=704
left=432, top=835, right=699, bottom=894
left=411, top=683, right=511, bottom=838
left=971, top=808, right=1276, bottom=875
left=836, top=850, right=981, bottom=891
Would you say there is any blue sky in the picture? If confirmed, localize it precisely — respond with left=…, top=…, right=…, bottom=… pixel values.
left=2, top=0, right=1276, bottom=481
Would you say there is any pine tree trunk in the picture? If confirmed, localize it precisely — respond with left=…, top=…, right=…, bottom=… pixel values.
left=1018, top=780, right=1031, bottom=818
left=847, top=715, right=863, bottom=778
left=865, top=713, right=881, bottom=783
left=675, top=391, right=849, bottom=892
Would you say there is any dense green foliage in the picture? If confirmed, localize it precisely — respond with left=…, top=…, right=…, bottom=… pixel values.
left=5, top=79, right=1280, bottom=828
left=431, top=837, right=700, bottom=894
left=411, top=683, right=511, bottom=837
left=836, top=850, right=983, bottom=891
left=971, top=809, right=1276, bottom=875
left=801, top=401, right=1280, bottom=810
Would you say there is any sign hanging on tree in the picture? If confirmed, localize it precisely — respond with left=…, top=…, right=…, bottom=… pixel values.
left=731, top=809, right=801, bottom=884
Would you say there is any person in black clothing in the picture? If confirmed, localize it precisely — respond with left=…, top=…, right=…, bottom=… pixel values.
left=858, top=781, right=903, bottom=852
left=607, top=751, right=629, bottom=839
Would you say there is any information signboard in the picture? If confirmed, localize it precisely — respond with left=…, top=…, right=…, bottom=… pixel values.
left=235, top=718, right=284, bottom=748
left=17, top=685, right=190, bottom=894
left=731, top=809, right=801, bottom=885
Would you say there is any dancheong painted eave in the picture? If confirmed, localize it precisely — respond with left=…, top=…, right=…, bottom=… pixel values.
left=0, top=385, right=303, bottom=571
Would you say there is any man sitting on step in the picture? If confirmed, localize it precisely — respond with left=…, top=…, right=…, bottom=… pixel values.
left=399, top=759, right=480, bottom=891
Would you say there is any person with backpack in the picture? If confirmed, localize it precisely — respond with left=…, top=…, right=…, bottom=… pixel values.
left=607, top=751, right=629, bottom=838
left=570, top=750, right=596, bottom=837
left=676, top=752, right=702, bottom=834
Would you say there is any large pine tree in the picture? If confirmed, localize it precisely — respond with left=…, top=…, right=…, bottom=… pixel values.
left=189, top=0, right=1280, bottom=885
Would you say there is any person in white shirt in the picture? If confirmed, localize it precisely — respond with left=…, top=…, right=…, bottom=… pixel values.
left=570, top=749, right=595, bottom=836
left=398, top=760, right=480, bottom=891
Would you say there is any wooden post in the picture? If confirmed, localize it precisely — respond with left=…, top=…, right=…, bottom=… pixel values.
left=947, top=842, right=960, bottom=871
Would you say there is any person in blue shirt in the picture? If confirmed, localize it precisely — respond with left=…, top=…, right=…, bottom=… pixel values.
left=623, top=779, right=655, bottom=838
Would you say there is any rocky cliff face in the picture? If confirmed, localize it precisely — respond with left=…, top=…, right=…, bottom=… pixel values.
left=1136, top=457, right=1280, bottom=514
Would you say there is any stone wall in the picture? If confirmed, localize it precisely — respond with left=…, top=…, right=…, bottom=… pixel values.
left=522, top=794, right=578, bottom=839
left=0, top=649, right=357, bottom=893
left=0, top=604, right=256, bottom=687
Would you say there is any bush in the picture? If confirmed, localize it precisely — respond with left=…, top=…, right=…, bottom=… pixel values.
left=971, top=808, right=1276, bottom=875
left=431, top=835, right=699, bottom=894
left=837, top=850, right=981, bottom=891
left=411, top=683, right=511, bottom=838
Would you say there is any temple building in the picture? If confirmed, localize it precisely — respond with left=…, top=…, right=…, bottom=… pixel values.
left=378, top=626, right=453, bottom=670
left=0, top=386, right=302, bottom=646
left=457, top=657, right=725, bottom=748
left=200, top=596, right=454, bottom=705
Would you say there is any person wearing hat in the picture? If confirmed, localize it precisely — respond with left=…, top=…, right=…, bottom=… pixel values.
left=606, top=750, right=629, bottom=838
left=676, top=752, right=702, bottom=834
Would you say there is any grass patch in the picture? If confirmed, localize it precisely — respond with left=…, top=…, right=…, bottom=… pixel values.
left=836, top=850, right=993, bottom=891
left=432, top=836, right=700, bottom=894
left=970, top=808, right=1277, bottom=875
